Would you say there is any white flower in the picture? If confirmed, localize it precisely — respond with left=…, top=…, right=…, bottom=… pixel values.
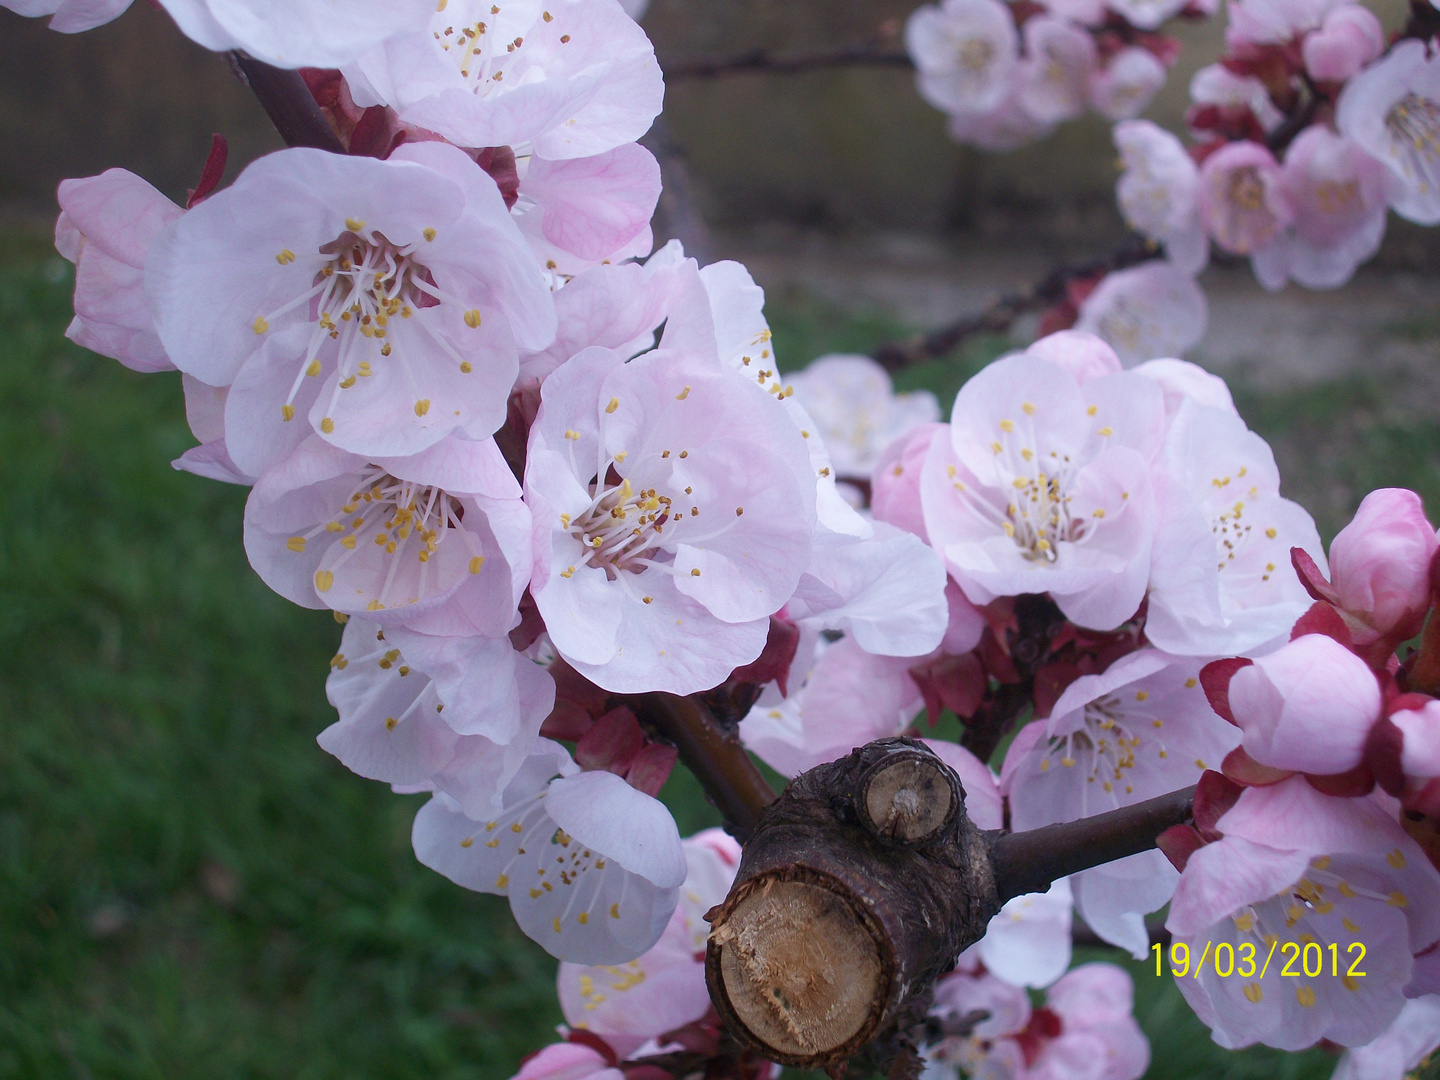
left=1001, top=649, right=1240, bottom=955
left=1113, top=119, right=1209, bottom=274
left=1074, top=261, right=1209, bottom=365
left=345, top=0, right=664, bottom=160
left=413, top=762, right=686, bottom=964
left=1017, top=15, right=1097, bottom=125
left=3, top=0, right=131, bottom=32
left=1337, top=39, right=1440, bottom=226
left=1090, top=47, right=1169, bottom=122
left=1144, top=400, right=1324, bottom=655
left=786, top=354, right=941, bottom=480
left=1106, top=0, right=1190, bottom=30
left=148, top=143, right=555, bottom=465
left=919, top=343, right=1166, bottom=630
left=962, top=878, right=1075, bottom=988
left=243, top=433, right=531, bottom=633
left=525, top=343, right=815, bottom=694
left=160, top=0, right=435, bottom=68
left=906, top=0, right=1021, bottom=117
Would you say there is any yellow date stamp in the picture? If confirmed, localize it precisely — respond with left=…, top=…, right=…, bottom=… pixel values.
left=1153, top=940, right=1367, bottom=980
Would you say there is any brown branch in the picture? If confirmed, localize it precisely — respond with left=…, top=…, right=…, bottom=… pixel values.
left=663, top=46, right=913, bottom=82
left=231, top=53, right=346, bottom=154
left=623, top=692, right=778, bottom=842
left=870, top=238, right=1157, bottom=371
left=987, top=784, right=1196, bottom=903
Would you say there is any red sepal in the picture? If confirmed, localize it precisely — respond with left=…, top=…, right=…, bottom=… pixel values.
left=625, top=742, right=679, bottom=797
left=1222, top=745, right=1295, bottom=786
left=566, top=1029, right=620, bottom=1067
left=1157, top=824, right=1205, bottom=872
left=1290, top=600, right=1353, bottom=647
left=1193, top=769, right=1244, bottom=835
left=909, top=651, right=988, bottom=725
left=1365, top=714, right=1406, bottom=797
left=1199, top=657, right=1252, bottom=724
left=1291, top=546, right=1339, bottom=605
left=728, top=615, right=801, bottom=696
left=1305, top=763, right=1376, bottom=798
left=186, top=134, right=229, bottom=209
left=575, top=707, right=645, bottom=775
left=474, top=146, right=521, bottom=209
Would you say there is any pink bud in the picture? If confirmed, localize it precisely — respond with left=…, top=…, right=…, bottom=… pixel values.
left=1303, top=5, right=1384, bottom=84
left=1228, top=633, right=1380, bottom=774
left=1329, top=488, right=1438, bottom=639
left=514, top=1042, right=622, bottom=1080
left=1390, top=699, right=1440, bottom=779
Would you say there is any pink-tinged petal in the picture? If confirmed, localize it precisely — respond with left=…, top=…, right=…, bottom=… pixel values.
left=1046, top=961, right=1135, bottom=1027
left=546, top=771, right=686, bottom=889
left=27, top=0, right=132, bottom=32
left=511, top=1041, right=622, bottom=1080
left=521, top=145, right=661, bottom=263
left=1071, top=851, right=1179, bottom=959
left=172, top=439, right=254, bottom=486
left=1199, top=141, right=1293, bottom=257
left=181, top=374, right=227, bottom=443
left=786, top=522, right=948, bottom=657
left=1216, top=776, right=1424, bottom=860
left=1166, top=834, right=1312, bottom=936
left=1024, top=330, right=1122, bottom=383
left=973, top=877, right=1073, bottom=988
left=1132, top=358, right=1236, bottom=416
left=161, top=0, right=435, bottom=68
left=905, top=0, right=1019, bottom=115
left=1332, top=997, right=1440, bottom=1080
left=1229, top=635, right=1379, bottom=773
left=871, top=423, right=943, bottom=542
left=1303, top=5, right=1384, bottom=83
left=58, top=169, right=183, bottom=266
left=1074, top=262, right=1209, bottom=367
left=375, top=434, right=520, bottom=501
left=1392, top=701, right=1440, bottom=779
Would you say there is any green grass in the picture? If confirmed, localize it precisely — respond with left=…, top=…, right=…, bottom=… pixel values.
left=4, top=229, right=1434, bottom=1078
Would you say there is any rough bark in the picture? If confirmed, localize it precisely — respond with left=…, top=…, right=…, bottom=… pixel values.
left=706, top=738, right=1197, bottom=1070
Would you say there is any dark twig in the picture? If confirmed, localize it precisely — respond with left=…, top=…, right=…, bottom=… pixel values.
left=1265, top=72, right=1322, bottom=156
left=624, top=693, right=777, bottom=842
left=870, top=238, right=1157, bottom=372
left=988, top=785, right=1196, bottom=903
left=663, top=45, right=913, bottom=82
left=231, top=53, right=346, bottom=154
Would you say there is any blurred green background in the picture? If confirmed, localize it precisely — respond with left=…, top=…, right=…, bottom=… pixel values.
left=4, top=225, right=1439, bottom=1079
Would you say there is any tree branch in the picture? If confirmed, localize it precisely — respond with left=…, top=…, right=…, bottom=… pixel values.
left=624, top=692, right=778, bottom=842
left=230, top=53, right=346, bottom=154
left=987, top=784, right=1196, bottom=903
left=870, top=238, right=1157, bottom=371
left=663, top=46, right=913, bottom=82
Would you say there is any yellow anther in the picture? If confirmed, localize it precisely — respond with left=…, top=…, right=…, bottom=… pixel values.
left=690, top=568, right=701, bottom=576
left=253, top=316, right=269, bottom=334
left=281, top=404, right=296, bottom=422
left=1296, top=986, right=1316, bottom=1008
left=605, top=397, right=620, bottom=414
left=469, top=556, right=485, bottom=574
left=286, top=537, right=307, bottom=553
left=1135, top=690, right=1149, bottom=701
left=423, top=226, right=438, bottom=241
left=1388, top=891, right=1409, bottom=907
left=315, top=570, right=334, bottom=592
left=1387, top=848, right=1407, bottom=869
left=1087, top=405, right=1098, bottom=416
left=463, top=309, right=483, bottom=329
left=321, top=417, right=335, bottom=433
left=1243, top=983, right=1263, bottom=1003
left=345, top=217, right=366, bottom=232
left=1000, top=419, right=1015, bottom=432
left=1099, top=426, right=1114, bottom=437
left=276, top=249, right=296, bottom=265
left=675, top=385, right=691, bottom=400
left=1022, top=402, right=1036, bottom=415
left=609, top=903, right=620, bottom=918
left=414, top=399, right=430, bottom=417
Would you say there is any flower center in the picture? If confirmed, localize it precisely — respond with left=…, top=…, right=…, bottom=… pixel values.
left=1385, top=92, right=1440, bottom=195
left=258, top=228, right=481, bottom=434
left=959, top=37, right=995, bottom=73
left=1044, top=694, right=1150, bottom=798
left=568, top=473, right=683, bottom=580
left=288, top=464, right=484, bottom=610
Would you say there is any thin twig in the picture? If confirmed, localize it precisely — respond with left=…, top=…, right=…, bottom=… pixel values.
left=230, top=53, right=346, bottom=154
left=988, top=785, right=1195, bottom=903
left=663, top=45, right=913, bottom=82
left=623, top=693, right=778, bottom=842
left=870, top=237, right=1157, bottom=371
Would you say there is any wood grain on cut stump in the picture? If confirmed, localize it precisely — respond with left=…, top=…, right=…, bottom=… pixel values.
left=712, top=874, right=887, bottom=1059
left=706, top=738, right=1001, bottom=1070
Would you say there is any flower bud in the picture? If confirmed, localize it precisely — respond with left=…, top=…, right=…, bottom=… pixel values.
left=1228, top=633, right=1380, bottom=774
left=1329, top=488, right=1438, bottom=639
left=1303, top=5, right=1384, bottom=84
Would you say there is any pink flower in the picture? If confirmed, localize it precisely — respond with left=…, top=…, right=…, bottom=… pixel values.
left=1227, top=633, right=1381, bottom=774
left=243, top=433, right=530, bottom=633
left=963, top=878, right=1075, bottom=989
left=1327, top=488, right=1438, bottom=643
left=556, top=829, right=740, bottom=1057
left=318, top=617, right=555, bottom=795
left=1112, top=120, right=1208, bottom=274
left=1331, top=996, right=1440, bottom=1080
left=1167, top=780, right=1440, bottom=1050
left=54, top=169, right=183, bottom=373
left=920, top=348, right=1165, bottom=631
left=786, top=355, right=941, bottom=480
left=1189, top=64, right=1285, bottom=135
left=1074, top=262, right=1209, bottom=365
left=1131, top=358, right=1236, bottom=416
left=927, top=962, right=1149, bottom=1080
left=1303, top=5, right=1384, bottom=83
left=1198, top=141, right=1294, bottom=257
left=1252, top=126, right=1390, bottom=291
left=1225, top=0, right=1345, bottom=46
left=510, top=1040, right=623, bottom=1080
left=1144, top=400, right=1322, bottom=656
left=1106, top=0, right=1190, bottom=30
left=905, top=0, right=1021, bottom=117
left=1003, top=649, right=1240, bottom=954
left=1024, top=331, right=1123, bottom=384
left=4, top=0, right=131, bottom=34
left=1390, top=700, right=1440, bottom=782
left=1090, top=47, right=1168, bottom=122
left=148, top=143, right=555, bottom=465
left=414, top=762, right=687, bottom=964
left=345, top=0, right=664, bottom=160
left=946, top=80, right=1058, bottom=150
left=1017, top=16, right=1097, bottom=125
left=872, top=423, right=945, bottom=542
left=1336, top=40, right=1440, bottom=227
left=525, top=343, right=815, bottom=695
left=516, top=145, right=661, bottom=275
